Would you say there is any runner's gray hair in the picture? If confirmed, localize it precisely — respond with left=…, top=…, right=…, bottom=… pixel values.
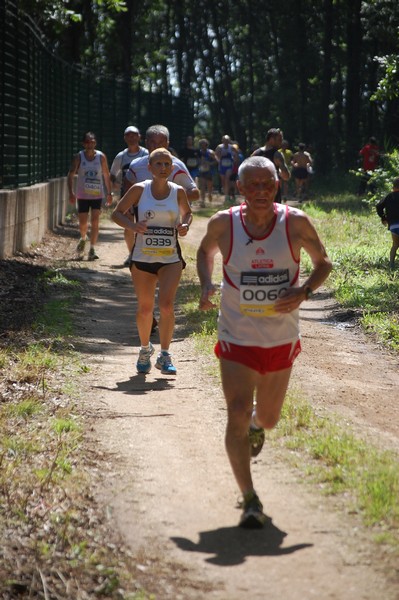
left=238, top=156, right=277, bottom=181
left=146, top=124, right=170, bottom=140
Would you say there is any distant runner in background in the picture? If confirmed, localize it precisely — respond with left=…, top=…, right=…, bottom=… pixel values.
left=198, top=138, right=218, bottom=207
left=110, top=126, right=148, bottom=266
left=358, top=136, right=380, bottom=195
left=280, top=139, right=292, bottom=200
left=67, top=131, right=113, bottom=260
left=291, top=143, right=313, bottom=201
left=251, top=128, right=290, bottom=203
left=215, top=135, right=239, bottom=203
left=376, top=176, right=399, bottom=270
left=228, top=142, right=245, bottom=204
left=179, top=135, right=201, bottom=181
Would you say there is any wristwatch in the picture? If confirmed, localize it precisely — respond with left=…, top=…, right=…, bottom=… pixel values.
left=304, top=285, right=313, bottom=300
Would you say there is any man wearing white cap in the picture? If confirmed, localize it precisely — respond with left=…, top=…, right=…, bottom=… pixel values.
left=110, top=126, right=149, bottom=265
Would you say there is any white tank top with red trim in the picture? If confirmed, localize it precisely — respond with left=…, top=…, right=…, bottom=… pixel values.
left=218, top=203, right=300, bottom=348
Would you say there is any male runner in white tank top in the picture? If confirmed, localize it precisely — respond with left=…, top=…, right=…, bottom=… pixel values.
left=197, top=156, right=332, bottom=528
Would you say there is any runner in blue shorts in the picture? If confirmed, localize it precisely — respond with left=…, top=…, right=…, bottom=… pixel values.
left=376, top=176, right=399, bottom=270
left=215, top=135, right=239, bottom=202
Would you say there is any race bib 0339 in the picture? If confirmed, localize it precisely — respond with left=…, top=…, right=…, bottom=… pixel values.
left=142, top=225, right=175, bottom=256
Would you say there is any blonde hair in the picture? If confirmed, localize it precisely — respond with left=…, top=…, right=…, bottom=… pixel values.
left=149, top=148, right=173, bottom=163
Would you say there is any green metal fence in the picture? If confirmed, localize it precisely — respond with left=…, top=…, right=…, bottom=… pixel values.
left=0, top=1, right=194, bottom=189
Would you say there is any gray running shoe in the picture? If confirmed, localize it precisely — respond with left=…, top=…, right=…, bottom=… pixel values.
left=136, top=343, right=155, bottom=374
left=76, top=238, right=87, bottom=253
left=239, top=492, right=267, bottom=529
left=88, top=247, right=99, bottom=260
left=248, top=426, right=265, bottom=457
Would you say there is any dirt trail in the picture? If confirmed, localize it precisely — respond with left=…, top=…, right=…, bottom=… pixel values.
left=63, top=202, right=399, bottom=600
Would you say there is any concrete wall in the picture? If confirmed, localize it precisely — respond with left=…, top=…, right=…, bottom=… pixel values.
left=0, top=178, right=69, bottom=259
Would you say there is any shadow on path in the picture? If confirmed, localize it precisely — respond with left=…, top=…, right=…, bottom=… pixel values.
left=94, top=374, right=175, bottom=395
left=171, top=520, right=312, bottom=566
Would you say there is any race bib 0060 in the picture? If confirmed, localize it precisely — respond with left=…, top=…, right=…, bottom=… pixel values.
left=239, top=270, right=289, bottom=317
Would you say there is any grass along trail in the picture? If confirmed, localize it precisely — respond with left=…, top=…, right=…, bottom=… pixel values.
left=74, top=202, right=398, bottom=599
left=1, top=194, right=397, bottom=599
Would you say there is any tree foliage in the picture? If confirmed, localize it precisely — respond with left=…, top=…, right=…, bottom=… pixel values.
left=19, top=0, right=399, bottom=170
left=372, top=55, right=399, bottom=102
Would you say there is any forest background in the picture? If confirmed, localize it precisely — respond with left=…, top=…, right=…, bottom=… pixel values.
left=19, top=0, right=399, bottom=174
left=2, top=2, right=399, bottom=597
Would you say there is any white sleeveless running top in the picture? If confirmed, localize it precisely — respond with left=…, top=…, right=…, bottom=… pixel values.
left=76, top=150, right=105, bottom=199
left=218, top=203, right=300, bottom=348
left=132, top=180, right=181, bottom=264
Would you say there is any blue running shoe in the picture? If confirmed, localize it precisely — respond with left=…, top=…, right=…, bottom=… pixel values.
left=136, top=343, right=155, bottom=374
left=155, top=351, right=177, bottom=375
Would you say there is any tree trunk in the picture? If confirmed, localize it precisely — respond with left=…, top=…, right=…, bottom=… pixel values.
left=316, top=0, right=334, bottom=174
left=345, top=0, right=362, bottom=164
